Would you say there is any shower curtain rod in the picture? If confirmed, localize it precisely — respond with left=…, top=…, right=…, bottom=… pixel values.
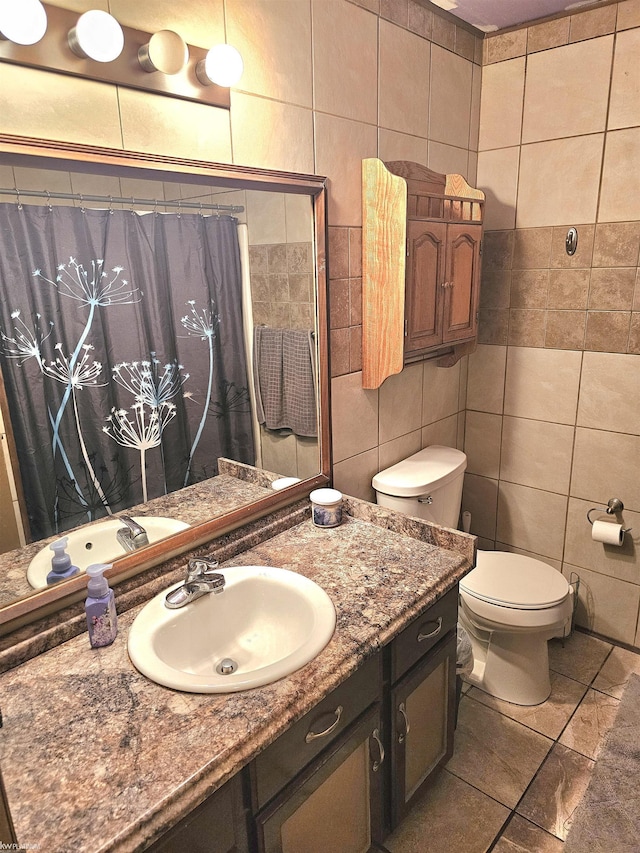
left=0, top=187, right=244, bottom=214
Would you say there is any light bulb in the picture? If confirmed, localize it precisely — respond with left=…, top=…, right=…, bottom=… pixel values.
left=196, top=44, right=243, bottom=88
left=138, top=30, right=189, bottom=75
left=0, top=0, right=47, bottom=46
left=68, top=10, right=124, bottom=63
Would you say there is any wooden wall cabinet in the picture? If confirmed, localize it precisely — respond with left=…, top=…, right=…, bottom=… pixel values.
left=362, top=159, right=484, bottom=389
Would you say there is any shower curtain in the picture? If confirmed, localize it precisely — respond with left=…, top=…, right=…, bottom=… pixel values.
left=0, top=202, right=254, bottom=541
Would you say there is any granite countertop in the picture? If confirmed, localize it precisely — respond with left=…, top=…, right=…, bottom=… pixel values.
left=0, top=510, right=473, bottom=853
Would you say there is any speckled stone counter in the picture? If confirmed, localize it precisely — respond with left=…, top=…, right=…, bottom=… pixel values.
left=0, top=508, right=473, bottom=853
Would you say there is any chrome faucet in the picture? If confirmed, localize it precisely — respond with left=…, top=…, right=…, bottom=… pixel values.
left=165, top=557, right=225, bottom=609
left=116, top=516, right=149, bottom=552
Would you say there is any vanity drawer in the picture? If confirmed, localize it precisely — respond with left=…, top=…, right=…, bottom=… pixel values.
left=251, top=651, right=381, bottom=811
left=390, top=585, right=458, bottom=684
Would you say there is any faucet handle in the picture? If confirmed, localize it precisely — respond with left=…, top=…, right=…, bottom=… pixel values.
left=186, top=557, right=219, bottom=581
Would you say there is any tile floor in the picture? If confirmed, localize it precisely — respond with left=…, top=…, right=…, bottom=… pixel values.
left=382, top=629, right=640, bottom=853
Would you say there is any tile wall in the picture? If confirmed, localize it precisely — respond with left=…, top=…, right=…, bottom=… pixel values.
left=470, top=0, right=640, bottom=647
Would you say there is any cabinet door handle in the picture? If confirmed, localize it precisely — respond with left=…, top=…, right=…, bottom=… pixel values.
left=417, top=616, right=442, bottom=642
left=397, top=702, right=410, bottom=744
left=304, top=705, right=343, bottom=743
left=370, top=727, right=385, bottom=772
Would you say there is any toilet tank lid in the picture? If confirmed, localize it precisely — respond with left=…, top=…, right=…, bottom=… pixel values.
left=460, top=551, right=570, bottom=609
left=372, top=446, right=467, bottom=498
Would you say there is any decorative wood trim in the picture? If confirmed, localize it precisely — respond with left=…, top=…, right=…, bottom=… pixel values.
left=361, top=159, right=407, bottom=390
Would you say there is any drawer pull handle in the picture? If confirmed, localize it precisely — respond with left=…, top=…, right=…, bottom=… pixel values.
left=417, top=616, right=442, bottom=642
left=371, top=728, right=385, bottom=772
left=398, top=702, right=410, bottom=744
left=305, top=705, right=343, bottom=743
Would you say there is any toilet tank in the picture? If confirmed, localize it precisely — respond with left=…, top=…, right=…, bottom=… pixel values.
left=372, top=446, right=467, bottom=529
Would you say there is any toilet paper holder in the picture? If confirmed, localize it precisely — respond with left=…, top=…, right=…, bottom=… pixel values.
left=587, top=498, right=632, bottom=533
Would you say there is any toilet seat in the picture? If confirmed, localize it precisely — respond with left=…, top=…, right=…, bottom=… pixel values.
left=460, top=551, right=569, bottom=610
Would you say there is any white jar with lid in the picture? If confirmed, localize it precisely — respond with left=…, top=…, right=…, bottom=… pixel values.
left=310, top=488, right=343, bottom=528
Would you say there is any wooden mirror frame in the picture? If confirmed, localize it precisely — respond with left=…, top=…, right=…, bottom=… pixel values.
left=0, top=133, right=331, bottom=638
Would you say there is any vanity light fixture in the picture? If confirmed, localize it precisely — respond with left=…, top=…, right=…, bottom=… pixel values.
left=196, top=44, right=243, bottom=87
left=68, top=10, right=124, bottom=63
left=0, top=0, right=47, bottom=46
left=138, top=29, right=188, bottom=75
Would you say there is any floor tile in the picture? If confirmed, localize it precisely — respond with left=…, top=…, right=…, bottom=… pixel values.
left=492, top=814, right=564, bottom=852
left=468, top=671, right=587, bottom=740
left=445, top=696, right=553, bottom=809
left=559, top=688, right=620, bottom=759
left=516, top=743, right=595, bottom=840
left=592, top=645, right=640, bottom=698
left=548, top=631, right=612, bottom=685
left=384, top=769, right=509, bottom=853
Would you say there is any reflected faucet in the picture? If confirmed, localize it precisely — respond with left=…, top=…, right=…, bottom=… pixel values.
left=116, top=516, right=150, bottom=552
left=165, top=557, right=225, bottom=609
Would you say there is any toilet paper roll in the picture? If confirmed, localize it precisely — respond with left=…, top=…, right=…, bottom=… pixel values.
left=591, top=519, right=625, bottom=546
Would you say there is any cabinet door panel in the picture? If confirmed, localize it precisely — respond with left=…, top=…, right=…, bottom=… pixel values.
left=405, top=221, right=446, bottom=354
left=443, top=223, right=481, bottom=343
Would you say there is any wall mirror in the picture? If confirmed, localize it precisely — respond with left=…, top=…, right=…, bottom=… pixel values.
left=0, top=134, right=330, bottom=635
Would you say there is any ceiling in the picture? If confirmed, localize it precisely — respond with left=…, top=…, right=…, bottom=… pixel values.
left=430, top=0, right=607, bottom=32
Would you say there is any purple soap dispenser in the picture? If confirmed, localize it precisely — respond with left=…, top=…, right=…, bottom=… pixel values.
left=46, top=536, right=80, bottom=585
left=85, top=563, right=118, bottom=648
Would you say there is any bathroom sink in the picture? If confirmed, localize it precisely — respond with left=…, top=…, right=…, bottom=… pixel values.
left=127, top=565, right=336, bottom=693
left=27, top=516, right=190, bottom=589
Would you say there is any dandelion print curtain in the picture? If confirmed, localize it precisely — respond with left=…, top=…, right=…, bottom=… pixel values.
left=0, top=203, right=254, bottom=541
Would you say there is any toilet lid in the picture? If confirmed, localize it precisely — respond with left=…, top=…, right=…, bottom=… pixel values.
left=372, top=446, right=467, bottom=498
left=460, top=551, right=570, bottom=609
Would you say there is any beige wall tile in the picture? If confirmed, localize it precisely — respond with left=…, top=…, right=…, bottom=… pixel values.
left=480, top=269, right=511, bottom=309
left=609, top=28, right=640, bottom=130
left=577, top=351, right=640, bottom=434
left=431, top=13, right=455, bottom=51
left=484, top=30, right=527, bottom=64
left=478, top=308, right=509, bottom=345
left=517, top=135, right=604, bottom=227
left=513, top=228, right=553, bottom=269
left=599, top=128, right=640, bottom=222
left=568, top=563, right=640, bottom=646
left=571, top=427, right=640, bottom=510
left=550, top=224, right=595, bottom=269
left=379, top=362, right=423, bottom=443
left=483, top=231, right=515, bottom=268
left=548, top=269, right=590, bottom=309
left=588, top=268, right=636, bottom=310
left=378, top=129, right=428, bottom=164
left=564, top=498, right=639, bottom=585
left=427, top=142, right=469, bottom=179
left=111, top=0, right=223, bottom=45
left=592, top=222, right=640, bottom=267
left=429, top=46, right=473, bottom=148
left=331, top=372, right=379, bottom=463
left=476, top=147, right=519, bottom=231
left=378, top=430, right=422, bottom=472
left=522, top=37, right=612, bottom=144
left=569, top=4, right=617, bottom=42
left=230, top=93, right=312, bottom=172
left=508, top=309, right=546, bottom=347
left=464, top=411, right=502, bottom=478
left=478, top=58, right=525, bottom=151
left=0, top=66, right=122, bottom=149
left=260, top=431, right=298, bottom=478
left=462, top=473, right=499, bottom=540
left=584, top=310, right=631, bottom=352
left=312, top=0, right=378, bottom=122
left=497, top=480, right=568, bottom=558
left=314, top=113, right=378, bottom=226
left=379, top=20, right=430, bottom=138
left=422, top=359, right=461, bottom=425
left=510, top=270, right=549, bottom=309
left=504, top=347, right=582, bottom=424
left=246, top=191, right=287, bottom=244
left=285, top=194, right=315, bottom=243
left=466, top=344, right=507, bottom=414
left=469, top=63, right=482, bottom=151
left=500, top=416, right=574, bottom=494
left=421, top=413, right=459, bottom=449
left=545, top=311, right=587, bottom=350
left=333, top=447, right=381, bottom=503
left=409, top=0, right=433, bottom=38
left=617, top=0, right=640, bottom=29
left=526, top=17, right=570, bottom=53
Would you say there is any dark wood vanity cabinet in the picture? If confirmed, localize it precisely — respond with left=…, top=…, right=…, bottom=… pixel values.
left=386, top=586, right=458, bottom=830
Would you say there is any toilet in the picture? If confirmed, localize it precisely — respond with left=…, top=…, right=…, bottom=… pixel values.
left=373, top=446, right=573, bottom=706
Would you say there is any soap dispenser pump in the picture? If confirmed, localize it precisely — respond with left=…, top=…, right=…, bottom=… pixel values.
left=85, top=563, right=118, bottom=648
left=46, top=537, right=80, bottom=585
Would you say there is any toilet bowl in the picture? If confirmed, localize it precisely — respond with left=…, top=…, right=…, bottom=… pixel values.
left=373, top=446, right=573, bottom=706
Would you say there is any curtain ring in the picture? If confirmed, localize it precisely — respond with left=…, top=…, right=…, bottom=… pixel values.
left=15, top=187, right=22, bottom=211
left=199, top=201, right=203, bottom=217
left=108, top=195, right=114, bottom=215
left=177, top=200, right=181, bottom=218
left=153, top=198, right=159, bottom=217
left=79, top=193, right=85, bottom=213
left=46, top=190, right=53, bottom=212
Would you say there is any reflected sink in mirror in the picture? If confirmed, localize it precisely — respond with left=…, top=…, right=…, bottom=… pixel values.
left=127, top=565, right=336, bottom=693
left=26, top=517, right=190, bottom=590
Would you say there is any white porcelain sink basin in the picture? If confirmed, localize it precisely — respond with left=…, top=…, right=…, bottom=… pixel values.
left=127, top=565, right=336, bottom=693
left=27, top=516, right=190, bottom=589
